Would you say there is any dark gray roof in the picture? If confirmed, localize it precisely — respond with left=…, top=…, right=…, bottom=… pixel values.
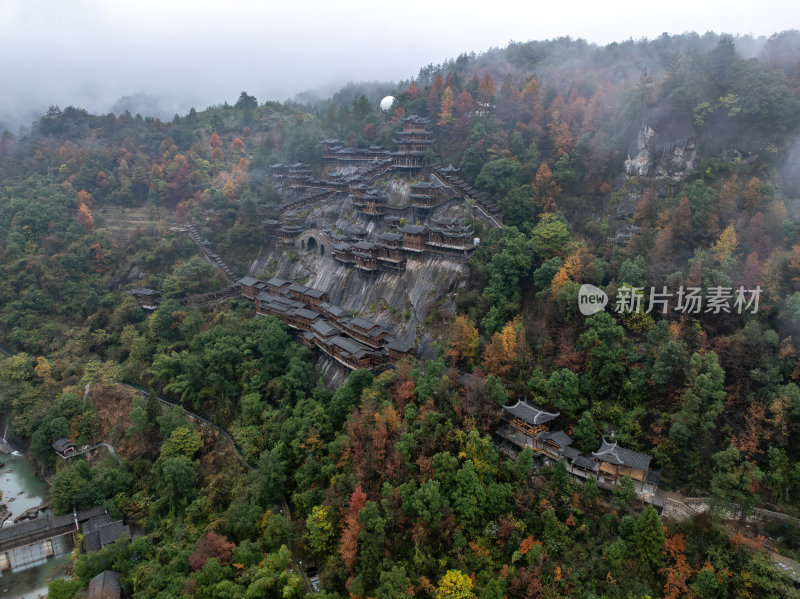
left=288, top=283, right=309, bottom=294
left=399, top=225, right=427, bottom=234
left=592, top=439, right=652, bottom=471
left=0, top=514, right=72, bottom=545
left=387, top=339, right=413, bottom=353
left=562, top=446, right=580, bottom=460
left=347, top=317, right=382, bottom=333
left=535, top=430, right=573, bottom=448
left=377, top=232, right=402, bottom=242
left=572, top=455, right=599, bottom=471
left=125, top=288, right=159, bottom=296
left=257, top=293, right=296, bottom=306
left=330, top=335, right=373, bottom=358
left=77, top=506, right=107, bottom=523
left=311, top=320, right=340, bottom=337
left=319, top=302, right=352, bottom=319
left=52, top=437, right=76, bottom=452
left=293, top=308, right=321, bottom=321
left=645, top=468, right=660, bottom=485
left=304, top=288, right=327, bottom=299
left=84, top=530, right=102, bottom=552
left=502, top=400, right=559, bottom=425
left=88, top=570, right=121, bottom=599
left=82, top=514, right=113, bottom=535
left=96, top=521, right=130, bottom=549
left=266, top=277, right=289, bottom=288
left=238, top=276, right=260, bottom=287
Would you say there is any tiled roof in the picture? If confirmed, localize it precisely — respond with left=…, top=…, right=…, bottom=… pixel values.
left=293, top=308, right=321, bottom=321
left=592, top=439, right=652, bottom=471
left=572, top=455, right=599, bottom=471
left=266, top=277, right=289, bottom=288
left=347, top=317, right=382, bottom=333
left=88, top=570, right=121, bottom=599
left=311, top=320, right=340, bottom=337
left=535, top=430, right=573, bottom=448
left=502, top=400, right=559, bottom=425
left=319, top=302, right=351, bottom=319
left=238, top=276, right=260, bottom=287
left=82, top=514, right=113, bottom=535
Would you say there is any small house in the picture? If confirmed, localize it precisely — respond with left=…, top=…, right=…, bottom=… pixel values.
left=52, top=437, right=77, bottom=458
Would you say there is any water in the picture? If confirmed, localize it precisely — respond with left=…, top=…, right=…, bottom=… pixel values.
left=0, top=453, right=48, bottom=521
left=0, top=453, right=73, bottom=599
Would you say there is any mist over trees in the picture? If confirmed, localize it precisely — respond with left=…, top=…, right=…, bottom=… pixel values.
left=1, top=30, right=800, bottom=598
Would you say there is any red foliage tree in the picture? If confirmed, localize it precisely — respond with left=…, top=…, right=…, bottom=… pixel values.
left=658, top=533, right=694, bottom=599
left=339, top=485, right=367, bottom=572
left=77, top=201, right=94, bottom=230
left=189, top=531, right=234, bottom=571
left=208, top=132, right=222, bottom=148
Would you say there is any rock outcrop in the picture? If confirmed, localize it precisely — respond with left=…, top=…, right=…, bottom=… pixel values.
left=624, top=111, right=698, bottom=181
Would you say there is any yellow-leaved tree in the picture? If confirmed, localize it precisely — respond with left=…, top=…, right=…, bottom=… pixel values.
left=446, top=315, right=479, bottom=368
left=435, top=570, right=475, bottom=599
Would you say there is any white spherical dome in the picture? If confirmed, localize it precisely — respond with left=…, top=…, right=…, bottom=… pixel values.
left=379, top=96, right=395, bottom=113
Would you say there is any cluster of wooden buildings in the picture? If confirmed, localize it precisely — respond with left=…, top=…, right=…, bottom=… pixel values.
left=331, top=216, right=477, bottom=272
left=496, top=399, right=659, bottom=497
left=238, top=276, right=413, bottom=371
left=321, top=115, right=434, bottom=171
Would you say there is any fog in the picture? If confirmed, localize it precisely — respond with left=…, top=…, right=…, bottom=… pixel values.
left=1, top=0, right=798, bottom=130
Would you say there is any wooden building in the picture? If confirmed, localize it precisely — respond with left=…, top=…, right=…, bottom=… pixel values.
left=352, top=242, right=379, bottom=274
left=399, top=225, right=428, bottom=252
left=319, top=302, right=352, bottom=323
left=301, top=287, right=328, bottom=308
left=387, top=339, right=413, bottom=362
left=342, top=317, right=387, bottom=348
left=409, top=182, right=440, bottom=208
left=393, top=115, right=434, bottom=170
left=498, top=400, right=560, bottom=450
left=238, top=276, right=263, bottom=300
left=533, top=430, right=574, bottom=460
left=125, top=288, right=160, bottom=310
left=266, top=277, right=291, bottom=296
left=376, top=232, right=406, bottom=271
left=332, top=242, right=356, bottom=265
left=278, top=225, right=304, bottom=246
left=287, top=307, right=322, bottom=331
left=52, top=437, right=77, bottom=458
left=591, top=439, right=656, bottom=493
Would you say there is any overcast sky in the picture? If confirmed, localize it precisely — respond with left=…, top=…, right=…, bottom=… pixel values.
left=1, top=0, right=798, bottom=129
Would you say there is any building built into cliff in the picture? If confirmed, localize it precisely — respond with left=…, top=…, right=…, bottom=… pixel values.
left=237, top=276, right=412, bottom=371
left=494, top=399, right=659, bottom=498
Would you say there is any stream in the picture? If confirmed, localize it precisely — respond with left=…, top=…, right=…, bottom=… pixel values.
left=0, top=452, right=72, bottom=598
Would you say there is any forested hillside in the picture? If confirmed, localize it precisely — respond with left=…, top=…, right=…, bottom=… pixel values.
left=1, top=31, right=800, bottom=598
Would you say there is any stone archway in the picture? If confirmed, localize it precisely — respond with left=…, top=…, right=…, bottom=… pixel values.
left=307, top=236, right=318, bottom=253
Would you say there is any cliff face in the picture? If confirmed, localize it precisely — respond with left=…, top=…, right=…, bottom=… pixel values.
left=248, top=247, right=467, bottom=356
left=624, top=121, right=698, bottom=180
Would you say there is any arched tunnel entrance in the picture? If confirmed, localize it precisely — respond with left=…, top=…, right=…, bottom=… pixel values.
left=306, top=236, right=325, bottom=256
